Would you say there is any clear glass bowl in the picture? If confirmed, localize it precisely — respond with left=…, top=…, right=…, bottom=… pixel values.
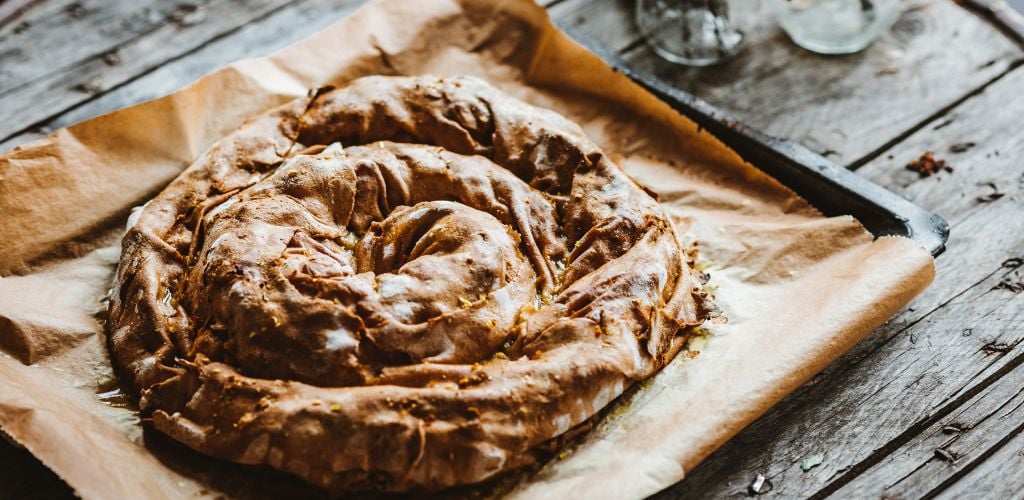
left=635, top=0, right=744, bottom=66
left=774, top=0, right=901, bottom=55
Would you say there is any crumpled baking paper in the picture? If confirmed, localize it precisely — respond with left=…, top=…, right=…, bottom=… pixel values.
left=0, top=0, right=934, bottom=498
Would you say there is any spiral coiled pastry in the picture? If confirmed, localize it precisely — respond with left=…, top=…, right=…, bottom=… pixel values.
left=106, top=75, right=717, bottom=492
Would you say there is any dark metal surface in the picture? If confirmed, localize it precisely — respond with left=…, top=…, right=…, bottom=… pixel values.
left=563, top=28, right=950, bottom=257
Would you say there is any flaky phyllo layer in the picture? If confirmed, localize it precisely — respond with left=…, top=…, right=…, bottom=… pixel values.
left=107, top=75, right=717, bottom=492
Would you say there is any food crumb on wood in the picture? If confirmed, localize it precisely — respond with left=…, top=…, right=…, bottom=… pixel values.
left=799, top=453, right=824, bottom=472
left=1001, top=257, right=1023, bottom=269
left=65, top=2, right=86, bottom=18
left=981, top=341, right=1014, bottom=354
left=933, top=447, right=959, bottom=464
left=906, top=152, right=953, bottom=177
left=941, top=424, right=965, bottom=434
left=976, top=182, right=1004, bottom=203
left=992, top=276, right=1024, bottom=294
left=101, top=50, right=122, bottom=66
left=70, top=82, right=103, bottom=95
left=168, top=3, right=206, bottom=27
left=948, top=142, right=976, bottom=154
left=747, top=473, right=773, bottom=495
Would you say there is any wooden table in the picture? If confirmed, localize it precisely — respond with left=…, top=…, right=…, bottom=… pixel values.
left=2, top=0, right=1023, bottom=498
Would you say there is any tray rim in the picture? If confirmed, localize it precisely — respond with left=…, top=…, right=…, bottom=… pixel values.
left=561, top=27, right=950, bottom=257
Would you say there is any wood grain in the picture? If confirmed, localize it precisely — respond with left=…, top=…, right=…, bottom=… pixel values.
left=855, top=67, right=1024, bottom=228
left=0, top=0, right=367, bottom=152
left=553, top=0, right=1023, bottom=167
left=936, top=423, right=1024, bottom=499
left=0, top=0, right=564, bottom=153
left=833, top=348, right=1024, bottom=498
left=2, top=0, right=1023, bottom=497
left=0, top=0, right=168, bottom=91
left=658, top=63, right=1024, bottom=499
left=0, top=0, right=299, bottom=142
left=659, top=254, right=1024, bottom=498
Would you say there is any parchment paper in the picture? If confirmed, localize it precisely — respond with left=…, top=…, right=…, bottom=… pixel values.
left=0, top=0, right=934, bottom=498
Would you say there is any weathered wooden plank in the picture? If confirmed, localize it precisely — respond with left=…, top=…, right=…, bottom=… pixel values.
left=0, top=0, right=368, bottom=152
left=833, top=351, right=1024, bottom=498
left=0, top=0, right=568, bottom=152
left=659, top=258, right=1024, bottom=498
left=0, top=0, right=44, bottom=30
left=663, top=75, right=1024, bottom=495
left=2, top=0, right=1022, bottom=497
left=657, top=64, right=1024, bottom=498
left=553, top=0, right=1023, bottom=167
left=935, top=425, right=1024, bottom=499
left=0, top=0, right=300, bottom=142
left=855, top=73, right=1024, bottom=228
left=550, top=13, right=1024, bottom=497
left=810, top=64, right=1024, bottom=361
left=0, top=0, right=181, bottom=93
left=847, top=64, right=1024, bottom=336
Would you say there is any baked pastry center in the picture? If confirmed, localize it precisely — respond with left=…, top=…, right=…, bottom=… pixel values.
left=194, top=143, right=552, bottom=385
left=106, top=75, right=716, bottom=492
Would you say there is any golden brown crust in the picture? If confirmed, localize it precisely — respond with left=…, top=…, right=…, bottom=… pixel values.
left=106, top=75, right=716, bottom=492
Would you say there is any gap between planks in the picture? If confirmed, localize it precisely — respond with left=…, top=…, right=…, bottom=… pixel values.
left=834, top=342, right=1024, bottom=499
left=815, top=324, right=1024, bottom=499
left=934, top=420, right=1024, bottom=498
left=553, top=0, right=1024, bottom=169
left=4, top=0, right=1019, bottom=495
left=0, top=0, right=567, bottom=150
left=845, top=59, right=1024, bottom=171
left=658, top=59, right=1024, bottom=498
left=0, top=0, right=308, bottom=142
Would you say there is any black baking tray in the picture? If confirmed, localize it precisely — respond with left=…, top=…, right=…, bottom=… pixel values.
left=564, top=30, right=949, bottom=257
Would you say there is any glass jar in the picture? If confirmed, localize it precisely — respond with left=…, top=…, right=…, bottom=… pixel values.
left=774, top=0, right=901, bottom=55
left=635, top=0, right=744, bottom=66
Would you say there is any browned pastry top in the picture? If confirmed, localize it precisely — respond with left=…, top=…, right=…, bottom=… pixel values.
left=106, top=75, right=717, bottom=492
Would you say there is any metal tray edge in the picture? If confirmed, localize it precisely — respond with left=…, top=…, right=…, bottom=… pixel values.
left=561, top=28, right=949, bottom=257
